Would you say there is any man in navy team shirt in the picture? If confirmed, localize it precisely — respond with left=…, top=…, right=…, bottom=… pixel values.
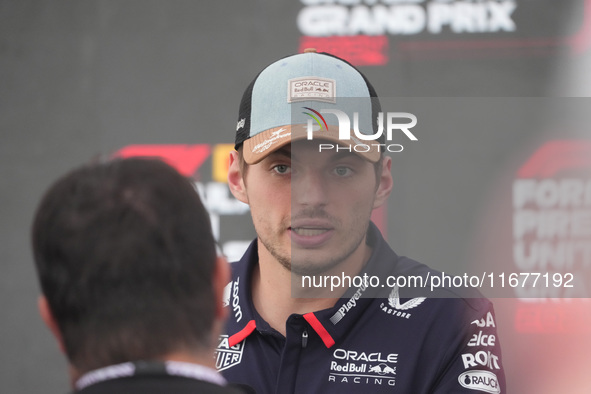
left=218, top=49, right=505, bottom=393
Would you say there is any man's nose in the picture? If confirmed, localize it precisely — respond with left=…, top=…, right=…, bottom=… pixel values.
left=292, top=170, right=328, bottom=207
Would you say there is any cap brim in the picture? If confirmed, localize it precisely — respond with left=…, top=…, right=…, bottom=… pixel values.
left=243, top=124, right=381, bottom=164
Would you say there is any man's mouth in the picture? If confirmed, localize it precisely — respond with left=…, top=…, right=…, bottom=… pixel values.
left=290, top=227, right=330, bottom=237
left=289, top=222, right=334, bottom=247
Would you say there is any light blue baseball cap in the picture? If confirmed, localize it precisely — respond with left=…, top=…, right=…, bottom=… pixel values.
left=235, top=49, right=382, bottom=164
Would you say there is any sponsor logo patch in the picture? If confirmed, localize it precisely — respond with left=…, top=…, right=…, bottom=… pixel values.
left=379, top=285, right=425, bottom=319
left=330, top=282, right=367, bottom=325
left=467, top=331, right=496, bottom=347
left=288, top=77, right=336, bottom=103
left=230, top=278, right=243, bottom=322
left=388, top=285, right=425, bottom=310
left=215, top=335, right=245, bottom=372
left=461, top=351, right=502, bottom=370
left=236, top=118, right=245, bottom=131
left=251, top=128, right=290, bottom=154
left=458, top=370, right=501, bottom=393
left=222, top=282, right=232, bottom=308
left=328, top=347, right=398, bottom=387
left=471, top=311, right=496, bottom=328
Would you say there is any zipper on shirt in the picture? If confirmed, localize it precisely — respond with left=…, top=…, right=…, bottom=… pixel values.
left=301, top=329, right=308, bottom=348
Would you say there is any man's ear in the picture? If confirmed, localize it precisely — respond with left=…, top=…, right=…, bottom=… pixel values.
left=227, top=150, right=248, bottom=204
left=373, top=156, right=393, bottom=210
left=213, top=256, right=230, bottom=322
left=38, top=295, right=66, bottom=354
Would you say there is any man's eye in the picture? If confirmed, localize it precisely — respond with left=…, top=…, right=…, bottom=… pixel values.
left=273, top=164, right=291, bottom=174
left=334, top=166, right=353, bottom=177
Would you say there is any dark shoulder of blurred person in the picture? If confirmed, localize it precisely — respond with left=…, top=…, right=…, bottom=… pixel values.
left=31, top=157, right=255, bottom=394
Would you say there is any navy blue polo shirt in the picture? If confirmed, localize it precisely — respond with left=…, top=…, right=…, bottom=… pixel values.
left=216, top=224, right=505, bottom=394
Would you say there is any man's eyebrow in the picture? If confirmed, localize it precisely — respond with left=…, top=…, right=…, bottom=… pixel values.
left=269, top=147, right=291, bottom=159
left=328, top=150, right=363, bottom=162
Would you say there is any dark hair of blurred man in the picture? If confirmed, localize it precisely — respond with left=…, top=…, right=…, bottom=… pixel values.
left=32, top=158, right=251, bottom=394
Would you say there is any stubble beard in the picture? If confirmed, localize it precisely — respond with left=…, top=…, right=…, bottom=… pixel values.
left=258, top=211, right=370, bottom=277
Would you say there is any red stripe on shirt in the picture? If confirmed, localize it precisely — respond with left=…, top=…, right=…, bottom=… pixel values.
left=228, top=320, right=256, bottom=347
left=303, top=313, right=335, bottom=348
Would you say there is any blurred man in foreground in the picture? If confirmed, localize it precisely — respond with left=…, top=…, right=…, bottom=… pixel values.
left=32, top=158, right=250, bottom=393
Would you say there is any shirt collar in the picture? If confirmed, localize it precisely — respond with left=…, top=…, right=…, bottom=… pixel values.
left=307, top=223, right=400, bottom=346
left=75, top=360, right=226, bottom=390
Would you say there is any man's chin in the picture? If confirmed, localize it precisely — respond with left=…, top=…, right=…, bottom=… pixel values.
left=289, top=259, right=341, bottom=277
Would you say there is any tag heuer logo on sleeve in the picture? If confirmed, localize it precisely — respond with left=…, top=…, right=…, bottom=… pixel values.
left=215, top=335, right=245, bottom=372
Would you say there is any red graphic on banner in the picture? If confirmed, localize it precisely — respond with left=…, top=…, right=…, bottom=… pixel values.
left=515, top=302, right=591, bottom=334
left=299, top=35, right=388, bottom=66
left=517, top=140, right=591, bottom=178
left=115, top=145, right=211, bottom=177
